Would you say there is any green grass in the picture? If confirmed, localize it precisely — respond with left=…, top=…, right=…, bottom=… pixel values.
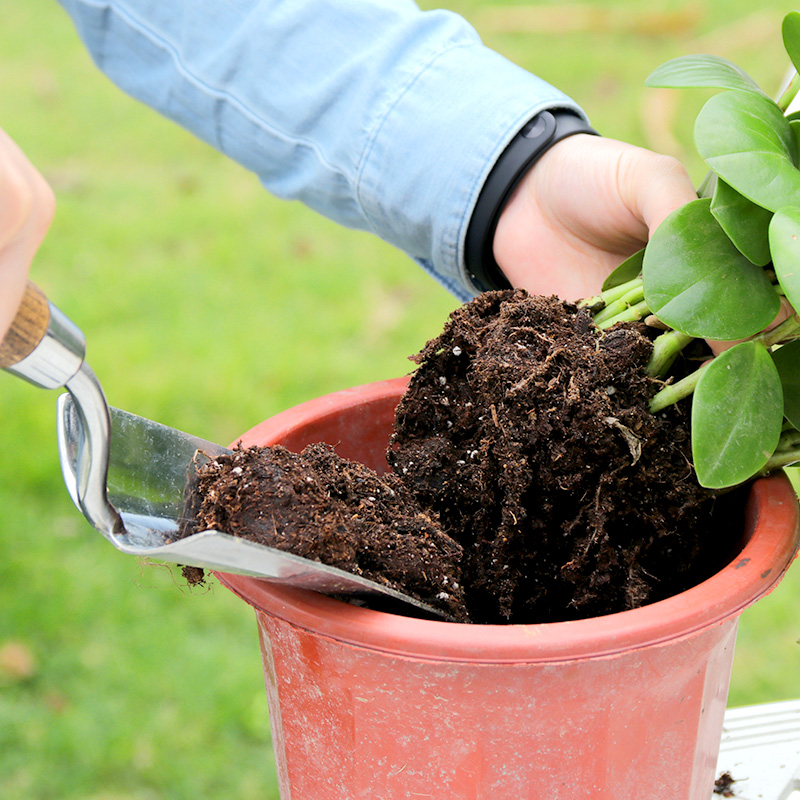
left=2, top=1, right=799, bottom=797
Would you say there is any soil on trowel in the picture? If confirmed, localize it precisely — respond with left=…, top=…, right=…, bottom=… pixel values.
left=177, top=442, right=467, bottom=621
left=388, top=290, right=742, bottom=624
left=179, top=289, right=744, bottom=625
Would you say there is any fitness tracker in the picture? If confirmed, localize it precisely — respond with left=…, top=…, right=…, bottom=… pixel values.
left=464, top=109, right=599, bottom=292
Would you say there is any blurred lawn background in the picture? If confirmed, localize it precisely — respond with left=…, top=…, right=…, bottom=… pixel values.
left=2, top=1, right=799, bottom=797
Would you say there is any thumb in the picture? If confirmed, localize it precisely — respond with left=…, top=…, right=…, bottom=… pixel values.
left=618, top=148, right=697, bottom=236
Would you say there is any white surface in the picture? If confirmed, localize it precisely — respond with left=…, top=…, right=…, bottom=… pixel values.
left=713, top=699, right=800, bottom=798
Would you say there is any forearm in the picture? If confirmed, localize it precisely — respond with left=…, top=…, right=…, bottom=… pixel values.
left=54, top=0, right=584, bottom=299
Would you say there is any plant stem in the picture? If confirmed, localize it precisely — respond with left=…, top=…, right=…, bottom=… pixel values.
left=761, top=429, right=800, bottom=473
left=646, top=329, right=695, bottom=377
left=648, top=313, right=800, bottom=413
left=756, top=312, right=800, bottom=348
left=596, top=299, right=650, bottom=329
left=649, top=367, right=703, bottom=413
left=593, top=283, right=646, bottom=327
left=777, top=70, right=800, bottom=113
left=580, top=277, right=643, bottom=313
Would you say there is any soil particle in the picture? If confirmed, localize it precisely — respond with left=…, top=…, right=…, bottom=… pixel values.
left=713, top=771, right=737, bottom=796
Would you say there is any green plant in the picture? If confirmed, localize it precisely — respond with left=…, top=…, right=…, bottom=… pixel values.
left=582, top=10, right=800, bottom=490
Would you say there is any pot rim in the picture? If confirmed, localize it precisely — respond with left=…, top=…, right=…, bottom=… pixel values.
left=217, top=378, right=800, bottom=664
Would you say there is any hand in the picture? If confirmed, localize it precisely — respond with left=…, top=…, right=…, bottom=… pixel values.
left=0, top=127, right=55, bottom=341
left=492, top=134, right=697, bottom=301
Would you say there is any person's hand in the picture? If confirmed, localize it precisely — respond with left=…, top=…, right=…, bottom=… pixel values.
left=493, top=133, right=797, bottom=356
left=0, top=127, right=55, bottom=341
left=492, top=134, right=697, bottom=301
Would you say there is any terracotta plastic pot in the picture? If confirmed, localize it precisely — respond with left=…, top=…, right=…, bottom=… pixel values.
left=217, top=377, right=800, bottom=800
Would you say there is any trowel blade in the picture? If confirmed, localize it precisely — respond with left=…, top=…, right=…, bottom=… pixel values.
left=57, top=397, right=450, bottom=619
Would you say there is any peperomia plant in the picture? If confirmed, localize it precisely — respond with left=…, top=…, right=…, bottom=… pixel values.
left=581, top=10, right=800, bottom=490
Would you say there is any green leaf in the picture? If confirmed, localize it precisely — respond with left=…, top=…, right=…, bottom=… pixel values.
left=645, top=55, right=764, bottom=94
left=695, top=90, right=800, bottom=212
left=602, top=249, right=643, bottom=291
left=643, top=198, right=780, bottom=339
left=769, top=206, right=800, bottom=310
left=710, top=179, right=772, bottom=266
left=772, top=340, right=800, bottom=430
left=692, top=341, right=784, bottom=488
left=783, top=12, right=800, bottom=75
left=791, top=119, right=800, bottom=149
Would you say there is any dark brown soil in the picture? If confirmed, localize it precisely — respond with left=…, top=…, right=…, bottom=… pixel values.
left=178, top=442, right=467, bottom=620
left=179, top=289, right=743, bottom=625
left=388, top=290, right=740, bottom=624
left=714, top=771, right=737, bottom=796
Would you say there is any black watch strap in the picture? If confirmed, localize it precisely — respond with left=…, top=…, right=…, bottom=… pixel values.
left=465, top=109, right=599, bottom=292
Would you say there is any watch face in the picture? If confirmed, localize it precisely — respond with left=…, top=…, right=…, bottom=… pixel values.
left=522, top=111, right=553, bottom=140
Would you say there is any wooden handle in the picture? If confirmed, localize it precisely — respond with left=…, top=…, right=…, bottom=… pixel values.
left=0, top=282, right=51, bottom=369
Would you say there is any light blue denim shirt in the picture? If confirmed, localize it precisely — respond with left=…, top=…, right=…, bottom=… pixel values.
left=56, top=0, right=586, bottom=301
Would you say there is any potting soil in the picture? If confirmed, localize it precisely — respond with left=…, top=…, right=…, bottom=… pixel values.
left=179, top=290, right=743, bottom=624
left=179, top=442, right=468, bottom=621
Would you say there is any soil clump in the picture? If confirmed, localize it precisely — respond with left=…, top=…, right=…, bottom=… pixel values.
left=179, top=290, right=743, bottom=624
left=389, top=290, right=739, bottom=623
left=178, top=442, right=467, bottom=621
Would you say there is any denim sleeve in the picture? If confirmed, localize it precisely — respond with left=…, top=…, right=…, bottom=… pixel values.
left=54, top=0, right=587, bottom=300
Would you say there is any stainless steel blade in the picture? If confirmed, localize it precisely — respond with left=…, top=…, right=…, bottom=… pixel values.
left=57, top=394, right=450, bottom=619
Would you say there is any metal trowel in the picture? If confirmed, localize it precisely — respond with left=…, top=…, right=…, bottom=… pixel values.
left=1, top=283, right=449, bottom=620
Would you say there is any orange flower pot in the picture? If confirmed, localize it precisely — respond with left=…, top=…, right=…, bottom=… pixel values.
left=218, top=377, right=800, bottom=799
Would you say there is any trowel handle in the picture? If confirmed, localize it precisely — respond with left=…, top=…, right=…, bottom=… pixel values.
left=0, top=281, right=86, bottom=389
left=0, top=282, right=50, bottom=368
left=2, top=282, right=123, bottom=535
